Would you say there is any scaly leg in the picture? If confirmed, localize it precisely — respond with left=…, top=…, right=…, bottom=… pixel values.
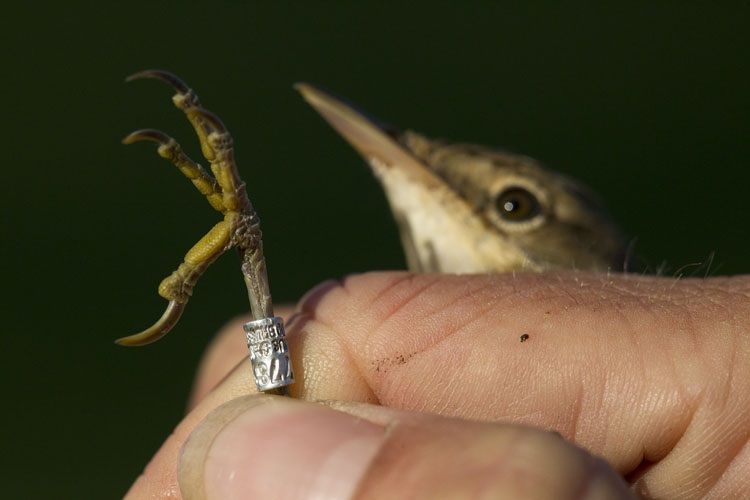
left=116, top=71, right=273, bottom=346
left=116, top=219, right=232, bottom=346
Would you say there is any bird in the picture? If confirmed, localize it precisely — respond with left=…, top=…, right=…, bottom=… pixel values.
left=117, top=71, right=629, bottom=347
left=295, top=84, right=629, bottom=275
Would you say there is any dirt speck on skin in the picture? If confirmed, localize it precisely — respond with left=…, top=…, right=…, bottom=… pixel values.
left=520, top=333, right=530, bottom=343
left=372, top=352, right=415, bottom=373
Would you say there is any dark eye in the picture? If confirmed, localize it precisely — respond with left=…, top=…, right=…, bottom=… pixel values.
left=495, top=186, right=541, bottom=222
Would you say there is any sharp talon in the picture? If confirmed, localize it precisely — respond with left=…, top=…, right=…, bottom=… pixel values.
left=114, top=301, right=185, bottom=346
left=190, top=107, right=228, bottom=133
left=122, top=128, right=172, bottom=145
left=125, top=69, right=190, bottom=94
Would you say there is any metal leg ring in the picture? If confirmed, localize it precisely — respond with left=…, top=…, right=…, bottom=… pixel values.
left=243, top=316, right=295, bottom=392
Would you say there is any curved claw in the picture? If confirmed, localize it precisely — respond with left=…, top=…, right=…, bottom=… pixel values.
left=122, top=128, right=172, bottom=146
left=189, top=107, right=228, bottom=133
left=125, top=69, right=191, bottom=94
left=114, top=300, right=185, bottom=346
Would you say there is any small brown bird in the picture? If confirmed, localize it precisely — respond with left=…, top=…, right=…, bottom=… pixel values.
left=296, top=84, right=628, bottom=274
left=120, top=72, right=630, bottom=347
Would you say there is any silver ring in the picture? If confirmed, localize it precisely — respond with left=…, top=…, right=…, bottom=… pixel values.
left=243, top=316, right=295, bottom=391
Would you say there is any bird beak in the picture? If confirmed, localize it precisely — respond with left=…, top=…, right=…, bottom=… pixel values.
left=294, top=83, right=442, bottom=190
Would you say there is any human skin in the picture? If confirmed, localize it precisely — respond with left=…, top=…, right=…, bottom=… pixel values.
left=125, top=271, right=750, bottom=499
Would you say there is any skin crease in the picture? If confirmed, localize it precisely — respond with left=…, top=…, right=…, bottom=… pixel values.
left=126, top=271, right=750, bottom=499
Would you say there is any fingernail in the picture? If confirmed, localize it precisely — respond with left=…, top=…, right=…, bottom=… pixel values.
left=297, top=278, right=342, bottom=313
left=182, top=396, right=385, bottom=500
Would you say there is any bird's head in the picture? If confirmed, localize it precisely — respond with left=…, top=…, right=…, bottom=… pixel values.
left=297, top=84, right=628, bottom=273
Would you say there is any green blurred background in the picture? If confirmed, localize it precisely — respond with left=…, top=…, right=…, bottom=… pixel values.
left=2, top=2, right=748, bottom=497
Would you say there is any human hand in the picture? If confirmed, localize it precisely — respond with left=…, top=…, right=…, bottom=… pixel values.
left=126, top=272, right=750, bottom=499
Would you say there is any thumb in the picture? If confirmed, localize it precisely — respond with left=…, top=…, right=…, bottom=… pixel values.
left=179, top=395, right=633, bottom=500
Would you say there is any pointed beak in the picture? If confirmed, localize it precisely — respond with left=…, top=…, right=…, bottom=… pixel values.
left=295, top=83, right=543, bottom=273
left=295, top=83, right=441, bottom=188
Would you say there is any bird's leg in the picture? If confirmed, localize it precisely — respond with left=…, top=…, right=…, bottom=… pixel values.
left=178, top=106, right=273, bottom=320
left=116, top=70, right=273, bottom=346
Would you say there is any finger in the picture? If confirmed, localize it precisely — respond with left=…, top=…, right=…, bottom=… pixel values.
left=188, top=306, right=296, bottom=409
left=260, top=272, right=750, bottom=497
left=178, top=395, right=634, bottom=500
left=129, top=271, right=750, bottom=498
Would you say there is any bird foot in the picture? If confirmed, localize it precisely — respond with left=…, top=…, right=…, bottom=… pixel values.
left=116, top=70, right=272, bottom=346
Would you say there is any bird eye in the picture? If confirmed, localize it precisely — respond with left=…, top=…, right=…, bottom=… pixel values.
left=495, top=186, right=541, bottom=222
